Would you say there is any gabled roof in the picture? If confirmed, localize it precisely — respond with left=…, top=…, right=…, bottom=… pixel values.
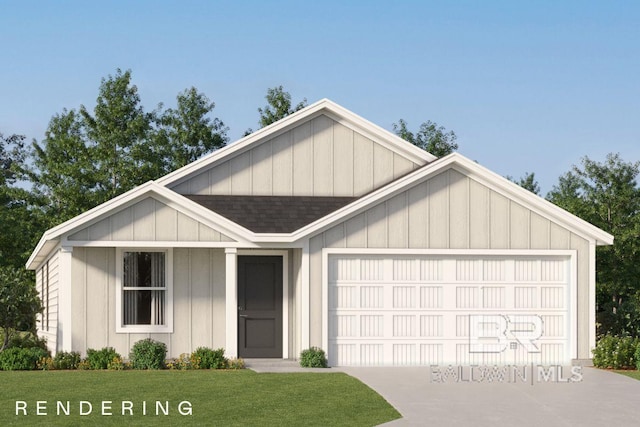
left=27, top=100, right=613, bottom=270
left=156, top=98, right=437, bottom=189
left=25, top=182, right=256, bottom=270
left=285, top=153, right=614, bottom=246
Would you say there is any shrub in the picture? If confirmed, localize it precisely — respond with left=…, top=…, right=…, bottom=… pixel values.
left=53, top=351, right=81, bottom=370
left=228, top=358, right=245, bottom=370
left=130, top=339, right=167, bottom=370
left=167, top=353, right=193, bottom=370
left=192, top=347, right=227, bottom=369
left=300, top=347, right=328, bottom=368
left=37, top=356, right=55, bottom=370
left=8, top=332, right=48, bottom=350
left=0, top=347, right=49, bottom=370
left=593, top=335, right=640, bottom=369
left=107, top=355, right=125, bottom=370
left=86, top=347, right=121, bottom=370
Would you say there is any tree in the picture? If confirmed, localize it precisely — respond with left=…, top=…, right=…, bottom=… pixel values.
left=250, top=86, right=307, bottom=132
left=0, top=266, right=41, bottom=351
left=30, top=69, right=227, bottom=225
left=80, top=68, right=155, bottom=198
left=30, top=110, right=99, bottom=224
left=0, top=133, right=45, bottom=268
left=547, top=153, right=640, bottom=337
left=393, top=119, right=458, bottom=157
left=507, top=172, right=541, bottom=195
left=156, top=87, right=228, bottom=171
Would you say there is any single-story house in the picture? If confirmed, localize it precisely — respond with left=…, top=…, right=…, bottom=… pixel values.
left=27, top=99, right=613, bottom=366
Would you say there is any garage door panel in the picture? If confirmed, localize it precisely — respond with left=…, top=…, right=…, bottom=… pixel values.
left=328, top=254, right=572, bottom=366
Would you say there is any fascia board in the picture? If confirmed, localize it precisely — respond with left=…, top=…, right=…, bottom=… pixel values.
left=447, top=154, right=614, bottom=246
left=156, top=100, right=331, bottom=187
left=26, top=182, right=255, bottom=270
left=157, top=99, right=435, bottom=188
left=26, top=181, right=158, bottom=269
left=321, top=100, right=436, bottom=164
left=283, top=152, right=614, bottom=246
left=152, top=186, right=256, bottom=242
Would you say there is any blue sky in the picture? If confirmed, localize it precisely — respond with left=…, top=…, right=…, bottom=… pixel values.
left=1, top=1, right=638, bottom=193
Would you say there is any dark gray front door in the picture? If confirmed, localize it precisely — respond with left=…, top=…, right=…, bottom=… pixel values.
left=238, top=256, right=283, bottom=358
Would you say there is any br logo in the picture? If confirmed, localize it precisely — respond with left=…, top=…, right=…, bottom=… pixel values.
left=469, top=315, right=544, bottom=353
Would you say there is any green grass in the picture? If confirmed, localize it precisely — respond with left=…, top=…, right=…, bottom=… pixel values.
left=615, top=370, right=640, bottom=381
left=0, top=370, right=400, bottom=426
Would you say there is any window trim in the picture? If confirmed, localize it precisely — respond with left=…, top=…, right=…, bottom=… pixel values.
left=115, top=248, right=173, bottom=333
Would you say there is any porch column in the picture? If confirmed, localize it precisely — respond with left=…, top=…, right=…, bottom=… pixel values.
left=59, top=246, right=73, bottom=352
left=225, top=248, right=238, bottom=358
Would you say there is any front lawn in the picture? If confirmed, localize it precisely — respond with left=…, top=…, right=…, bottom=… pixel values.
left=0, top=370, right=400, bottom=426
left=615, top=370, right=640, bottom=381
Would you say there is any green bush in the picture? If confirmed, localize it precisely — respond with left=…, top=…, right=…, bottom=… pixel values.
left=634, top=345, right=640, bottom=371
left=300, top=347, right=328, bottom=368
left=592, top=335, right=640, bottom=369
left=8, top=332, right=48, bottom=350
left=0, top=347, right=49, bottom=370
left=192, top=347, right=228, bottom=369
left=130, top=339, right=167, bottom=370
left=53, top=351, right=81, bottom=370
left=86, top=347, right=121, bottom=370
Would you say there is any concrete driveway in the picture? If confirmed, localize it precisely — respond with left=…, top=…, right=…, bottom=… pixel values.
left=342, top=367, right=640, bottom=426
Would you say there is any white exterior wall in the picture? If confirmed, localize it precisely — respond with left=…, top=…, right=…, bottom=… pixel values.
left=307, top=168, right=593, bottom=359
left=170, top=115, right=420, bottom=197
left=70, top=247, right=227, bottom=358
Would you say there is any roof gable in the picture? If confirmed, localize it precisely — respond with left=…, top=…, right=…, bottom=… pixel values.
left=68, top=196, right=235, bottom=243
left=26, top=182, right=248, bottom=269
left=291, top=153, right=614, bottom=246
left=158, top=99, right=435, bottom=195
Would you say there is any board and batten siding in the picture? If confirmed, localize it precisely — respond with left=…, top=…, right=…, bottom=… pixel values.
left=308, top=168, right=592, bottom=359
left=67, top=197, right=234, bottom=242
left=170, top=115, right=420, bottom=197
left=70, top=247, right=226, bottom=358
left=36, top=251, right=59, bottom=354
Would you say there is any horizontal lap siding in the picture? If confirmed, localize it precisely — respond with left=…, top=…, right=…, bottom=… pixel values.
left=67, top=198, right=234, bottom=242
left=37, top=252, right=59, bottom=353
left=71, top=248, right=226, bottom=358
left=170, top=115, right=420, bottom=197
left=310, top=168, right=592, bottom=358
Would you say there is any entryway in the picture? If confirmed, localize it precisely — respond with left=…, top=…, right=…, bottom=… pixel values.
left=237, top=255, right=283, bottom=358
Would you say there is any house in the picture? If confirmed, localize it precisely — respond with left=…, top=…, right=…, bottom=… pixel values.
left=26, top=99, right=613, bottom=366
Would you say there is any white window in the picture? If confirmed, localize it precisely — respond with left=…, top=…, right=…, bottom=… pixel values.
left=116, top=249, right=173, bottom=333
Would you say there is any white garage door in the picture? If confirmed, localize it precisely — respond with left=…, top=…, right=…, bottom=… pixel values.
left=327, top=254, right=573, bottom=366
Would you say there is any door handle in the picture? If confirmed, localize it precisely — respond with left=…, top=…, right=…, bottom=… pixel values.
left=239, top=314, right=249, bottom=318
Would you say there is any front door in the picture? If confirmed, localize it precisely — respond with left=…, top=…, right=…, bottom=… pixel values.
left=238, top=256, right=283, bottom=358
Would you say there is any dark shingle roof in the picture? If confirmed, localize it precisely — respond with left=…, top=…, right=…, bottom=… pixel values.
left=184, top=195, right=358, bottom=233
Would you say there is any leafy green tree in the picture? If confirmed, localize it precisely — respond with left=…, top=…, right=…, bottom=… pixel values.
left=156, top=87, right=228, bottom=171
left=0, top=133, right=45, bottom=268
left=0, top=266, right=41, bottom=351
left=548, top=153, right=640, bottom=337
left=30, top=110, right=99, bottom=224
left=393, top=119, right=458, bottom=157
left=80, top=68, right=155, bottom=198
left=508, top=172, right=541, bottom=195
left=30, top=69, right=227, bottom=226
left=245, top=86, right=307, bottom=134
